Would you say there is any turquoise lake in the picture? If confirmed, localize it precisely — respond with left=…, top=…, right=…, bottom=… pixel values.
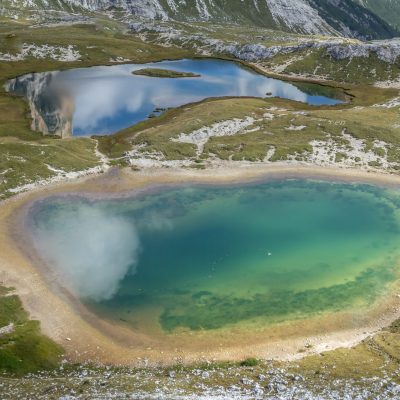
left=7, top=59, right=342, bottom=136
left=29, top=179, right=400, bottom=335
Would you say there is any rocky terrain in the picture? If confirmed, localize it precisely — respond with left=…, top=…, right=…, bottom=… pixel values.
left=1, top=0, right=399, bottom=39
left=2, top=362, right=400, bottom=399
left=129, top=20, right=400, bottom=64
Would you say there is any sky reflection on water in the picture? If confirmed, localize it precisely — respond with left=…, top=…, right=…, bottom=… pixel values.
left=49, top=59, right=342, bottom=136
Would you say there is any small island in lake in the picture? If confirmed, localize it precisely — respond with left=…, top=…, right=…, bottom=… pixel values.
left=133, top=67, right=201, bottom=78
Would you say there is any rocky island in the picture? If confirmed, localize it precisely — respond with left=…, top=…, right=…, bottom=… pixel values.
left=133, top=67, right=201, bottom=78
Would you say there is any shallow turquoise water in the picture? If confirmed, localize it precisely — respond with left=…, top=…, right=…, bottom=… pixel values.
left=30, top=180, right=400, bottom=333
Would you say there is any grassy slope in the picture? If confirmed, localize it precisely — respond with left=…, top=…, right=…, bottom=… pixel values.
left=158, top=0, right=277, bottom=30
left=283, top=49, right=400, bottom=84
left=0, top=286, right=62, bottom=376
left=356, top=0, right=400, bottom=30
left=290, top=318, right=400, bottom=382
left=309, top=0, right=398, bottom=39
left=97, top=84, right=398, bottom=165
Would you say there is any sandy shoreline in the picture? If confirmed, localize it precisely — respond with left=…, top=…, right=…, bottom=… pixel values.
left=2, top=162, right=400, bottom=366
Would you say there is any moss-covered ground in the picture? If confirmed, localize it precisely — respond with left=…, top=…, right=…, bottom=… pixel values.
left=0, top=286, right=62, bottom=376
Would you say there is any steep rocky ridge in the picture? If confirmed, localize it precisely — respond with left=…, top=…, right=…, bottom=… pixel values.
left=130, top=21, right=400, bottom=63
left=1, top=0, right=398, bottom=39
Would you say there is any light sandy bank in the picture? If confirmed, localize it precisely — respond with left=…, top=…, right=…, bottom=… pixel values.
left=2, top=163, right=400, bottom=366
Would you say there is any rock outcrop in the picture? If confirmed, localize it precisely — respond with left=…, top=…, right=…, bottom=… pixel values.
left=6, top=73, right=74, bottom=138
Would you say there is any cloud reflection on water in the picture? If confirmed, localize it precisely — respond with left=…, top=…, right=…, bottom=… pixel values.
left=41, top=59, right=339, bottom=136
left=32, top=203, right=140, bottom=301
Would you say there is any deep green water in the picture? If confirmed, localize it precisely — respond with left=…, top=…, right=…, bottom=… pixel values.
left=30, top=180, right=400, bottom=334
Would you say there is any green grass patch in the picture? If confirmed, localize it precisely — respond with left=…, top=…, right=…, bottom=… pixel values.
left=284, top=48, right=400, bottom=85
left=0, top=137, right=100, bottom=199
left=240, top=358, right=260, bottom=367
left=133, top=68, right=200, bottom=78
left=0, top=286, right=63, bottom=376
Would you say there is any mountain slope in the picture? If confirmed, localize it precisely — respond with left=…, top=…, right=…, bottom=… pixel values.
left=74, top=0, right=400, bottom=39
left=0, top=0, right=86, bottom=16
left=308, top=0, right=397, bottom=39
left=1, top=0, right=398, bottom=39
left=356, top=0, right=400, bottom=30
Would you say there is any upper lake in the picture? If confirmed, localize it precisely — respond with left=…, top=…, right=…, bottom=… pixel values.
left=6, top=59, right=343, bottom=137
